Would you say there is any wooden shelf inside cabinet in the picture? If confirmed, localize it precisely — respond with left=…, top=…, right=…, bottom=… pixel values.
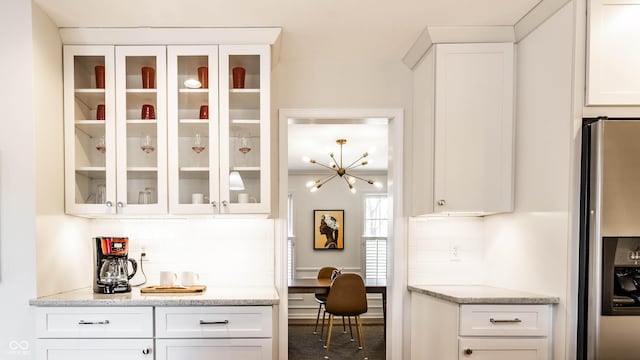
left=75, top=167, right=107, bottom=178
left=127, top=167, right=159, bottom=179
left=75, top=120, right=106, bottom=138
left=179, top=167, right=209, bottom=180
left=178, top=89, right=209, bottom=94
left=231, top=119, right=260, bottom=125
left=231, top=166, right=260, bottom=172
left=74, top=89, right=105, bottom=109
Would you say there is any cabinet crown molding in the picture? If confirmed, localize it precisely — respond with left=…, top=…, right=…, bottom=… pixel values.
left=59, top=27, right=282, bottom=46
left=402, top=26, right=515, bottom=69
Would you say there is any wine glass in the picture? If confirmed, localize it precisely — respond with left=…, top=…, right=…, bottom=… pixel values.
left=140, top=135, right=155, bottom=154
left=95, top=136, right=106, bottom=154
left=192, top=134, right=206, bottom=154
left=238, top=136, right=252, bottom=166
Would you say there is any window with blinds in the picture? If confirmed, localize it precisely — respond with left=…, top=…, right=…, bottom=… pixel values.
left=287, top=193, right=294, bottom=280
left=363, top=194, right=388, bottom=280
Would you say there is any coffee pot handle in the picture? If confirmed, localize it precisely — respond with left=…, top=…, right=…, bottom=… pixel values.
left=128, top=258, right=138, bottom=280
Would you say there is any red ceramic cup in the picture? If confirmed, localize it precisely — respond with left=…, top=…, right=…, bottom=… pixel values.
left=199, top=105, right=209, bottom=119
left=141, top=66, right=155, bottom=89
left=198, top=67, right=208, bottom=89
left=232, top=67, right=245, bottom=89
left=96, top=104, right=105, bottom=120
left=95, top=66, right=105, bottom=89
left=141, top=104, right=155, bottom=120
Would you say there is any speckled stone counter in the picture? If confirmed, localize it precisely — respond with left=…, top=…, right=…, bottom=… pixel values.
left=408, top=284, right=559, bottom=305
left=30, top=286, right=279, bottom=306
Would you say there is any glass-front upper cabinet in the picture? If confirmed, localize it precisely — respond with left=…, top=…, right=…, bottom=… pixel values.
left=167, top=46, right=220, bottom=214
left=64, top=46, right=117, bottom=215
left=218, top=45, right=271, bottom=214
left=115, top=46, right=167, bottom=215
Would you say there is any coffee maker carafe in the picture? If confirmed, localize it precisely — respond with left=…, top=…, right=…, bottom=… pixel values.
left=93, top=237, right=137, bottom=294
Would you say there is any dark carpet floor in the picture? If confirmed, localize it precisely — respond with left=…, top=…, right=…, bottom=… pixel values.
left=288, top=324, right=385, bottom=360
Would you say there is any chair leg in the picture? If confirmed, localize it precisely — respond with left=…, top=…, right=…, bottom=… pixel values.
left=324, top=314, right=334, bottom=358
left=342, top=316, right=347, bottom=333
left=319, top=309, right=327, bottom=340
left=355, top=316, right=368, bottom=359
left=348, top=316, right=354, bottom=341
left=313, top=304, right=323, bottom=334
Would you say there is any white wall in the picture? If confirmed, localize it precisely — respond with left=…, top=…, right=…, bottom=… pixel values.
left=33, top=3, right=93, bottom=297
left=0, top=1, right=37, bottom=358
left=484, top=3, right=575, bottom=360
left=288, top=173, right=387, bottom=278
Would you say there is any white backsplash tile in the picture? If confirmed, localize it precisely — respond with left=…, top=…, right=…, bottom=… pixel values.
left=408, top=217, right=485, bottom=285
left=89, top=218, right=275, bottom=288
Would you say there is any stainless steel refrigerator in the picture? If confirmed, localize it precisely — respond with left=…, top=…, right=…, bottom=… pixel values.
left=579, top=118, right=640, bottom=359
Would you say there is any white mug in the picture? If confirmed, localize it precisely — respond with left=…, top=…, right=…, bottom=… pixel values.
left=238, top=193, right=249, bottom=203
left=180, top=271, right=200, bottom=286
left=159, top=271, right=177, bottom=286
left=192, top=193, right=204, bottom=204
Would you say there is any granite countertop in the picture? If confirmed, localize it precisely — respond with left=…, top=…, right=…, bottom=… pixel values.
left=29, top=286, right=280, bottom=306
left=408, top=284, right=559, bottom=305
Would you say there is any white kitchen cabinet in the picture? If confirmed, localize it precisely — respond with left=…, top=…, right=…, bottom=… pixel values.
left=167, top=44, right=271, bottom=215
left=155, top=306, right=273, bottom=360
left=411, top=43, right=515, bottom=216
left=35, top=307, right=154, bottom=360
left=587, top=0, right=640, bottom=105
left=63, top=45, right=168, bottom=216
left=410, top=292, right=552, bottom=360
left=65, top=42, right=271, bottom=217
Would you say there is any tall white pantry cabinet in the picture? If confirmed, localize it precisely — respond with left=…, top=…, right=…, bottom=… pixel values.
left=411, top=42, right=515, bottom=216
left=63, top=39, right=272, bottom=216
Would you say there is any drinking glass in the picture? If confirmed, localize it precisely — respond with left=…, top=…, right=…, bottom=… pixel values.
left=140, top=135, right=155, bottom=154
left=96, top=184, right=106, bottom=204
left=238, top=136, right=252, bottom=166
left=95, top=136, right=106, bottom=154
left=138, top=190, right=150, bottom=204
left=192, top=134, right=206, bottom=167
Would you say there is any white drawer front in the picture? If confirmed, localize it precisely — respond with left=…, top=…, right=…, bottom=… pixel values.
left=36, top=307, right=153, bottom=338
left=37, top=338, right=154, bottom=360
left=156, top=306, right=272, bottom=338
left=459, top=305, right=550, bottom=337
left=156, top=338, right=272, bottom=360
left=458, top=337, right=548, bottom=360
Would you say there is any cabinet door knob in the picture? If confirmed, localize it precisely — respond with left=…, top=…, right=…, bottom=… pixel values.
left=105, top=201, right=113, bottom=208
left=464, top=348, right=473, bottom=356
left=117, top=201, right=124, bottom=208
left=142, top=348, right=151, bottom=355
left=211, top=201, right=217, bottom=208
left=222, top=200, right=228, bottom=207
left=437, top=199, right=446, bottom=206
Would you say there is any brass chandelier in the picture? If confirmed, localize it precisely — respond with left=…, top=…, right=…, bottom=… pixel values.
left=304, top=138, right=383, bottom=194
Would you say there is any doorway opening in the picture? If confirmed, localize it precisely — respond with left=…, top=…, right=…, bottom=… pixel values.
left=277, top=108, right=405, bottom=360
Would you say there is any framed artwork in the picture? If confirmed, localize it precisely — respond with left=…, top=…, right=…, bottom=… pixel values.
left=313, top=210, right=344, bottom=250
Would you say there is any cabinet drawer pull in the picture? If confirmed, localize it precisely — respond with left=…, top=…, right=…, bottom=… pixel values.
left=437, top=199, right=446, bottom=206
left=464, top=348, right=473, bottom=355
left=142, top=348, right=151, bottom=355
left=78, top=320, right=110, bottom=325
left=489, top=317, right=521, bottom=324
left=199, top=320, right=229, bottom=325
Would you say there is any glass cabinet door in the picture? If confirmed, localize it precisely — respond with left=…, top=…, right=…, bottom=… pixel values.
left=64, top=45, right=117, bottom=215
left=219, top=45, right=271, bottom=214
left=115, top=46, right=167, bottom=215
left=167, top=46, right=219, bottom=214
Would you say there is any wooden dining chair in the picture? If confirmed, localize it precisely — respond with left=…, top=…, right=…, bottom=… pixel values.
left=323, top=273, right=368, bottom=359
left=313, top=266, right=338, bottom=338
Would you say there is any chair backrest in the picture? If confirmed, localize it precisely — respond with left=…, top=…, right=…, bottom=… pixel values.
left=317, top=266, right=338, bottom=280
left=325, top=273, right=368, bottom=316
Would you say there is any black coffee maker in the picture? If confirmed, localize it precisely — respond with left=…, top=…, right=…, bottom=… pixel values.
left=93, top=237, right=137, bottom=294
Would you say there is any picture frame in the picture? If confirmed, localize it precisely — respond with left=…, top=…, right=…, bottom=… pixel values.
left=313, top=210, right=344, bottom=250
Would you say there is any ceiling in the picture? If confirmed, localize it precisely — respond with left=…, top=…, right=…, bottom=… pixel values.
left=288, top=122, right=388, bottom=172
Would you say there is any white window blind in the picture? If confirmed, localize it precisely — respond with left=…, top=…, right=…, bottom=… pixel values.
left=287, top=193, right=294, bottom=280
left=363, top=194, right=388, bottom=280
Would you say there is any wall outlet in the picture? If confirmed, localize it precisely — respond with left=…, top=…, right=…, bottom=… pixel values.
left=449, top=242, right=462, bottom=262
left=140, top=248, right=150, bottom=262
